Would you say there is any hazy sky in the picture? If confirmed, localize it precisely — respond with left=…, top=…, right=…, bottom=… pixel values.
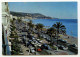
left=8, top=2, right=77, bottom=19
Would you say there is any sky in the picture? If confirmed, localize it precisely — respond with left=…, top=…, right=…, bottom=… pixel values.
left=8, top=2, right=77, bottom=19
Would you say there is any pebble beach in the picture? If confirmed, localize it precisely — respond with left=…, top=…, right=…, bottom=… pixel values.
left=59, top=34, right=78, bottom=45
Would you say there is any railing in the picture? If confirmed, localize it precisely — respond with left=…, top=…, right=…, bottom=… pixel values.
left=5, top=36, right=11, bottom=55
left=4, top=28, right=11, bottom=55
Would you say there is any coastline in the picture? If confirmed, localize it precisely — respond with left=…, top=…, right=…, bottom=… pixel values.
left=59, top=34, right=78, bottom=45
left=23, top=19, right=78, bottom=46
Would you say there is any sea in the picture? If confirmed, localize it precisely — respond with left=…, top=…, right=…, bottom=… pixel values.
left=23, top=19, right=78, bottom=38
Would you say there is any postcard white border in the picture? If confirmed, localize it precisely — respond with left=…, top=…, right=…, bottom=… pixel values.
left=0, top=0, right=80, bottom=57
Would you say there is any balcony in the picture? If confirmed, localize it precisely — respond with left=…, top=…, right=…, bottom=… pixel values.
left=2, top=27, right=11, bottom=55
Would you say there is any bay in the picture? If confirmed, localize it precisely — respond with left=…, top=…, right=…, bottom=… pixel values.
left=23, top=19, right=78, bottom=38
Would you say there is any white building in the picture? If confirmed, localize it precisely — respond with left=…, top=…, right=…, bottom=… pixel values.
left=2, top=2, right=12, bottom=55
left=2, top=2, right=12, bottom=37
left=12, top=16, right=18, bottom=19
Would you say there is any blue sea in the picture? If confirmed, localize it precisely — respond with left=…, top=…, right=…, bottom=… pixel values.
left=23, top=19, right=78, bottom=38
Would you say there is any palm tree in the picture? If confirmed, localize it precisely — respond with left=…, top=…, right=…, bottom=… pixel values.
left=47, top=27, right=56, bottom=45
left=27, top=20, right=32, bottom=27
left=27, top=20, right=34, bottom=30
left=52, top=22, right=66, bottom=34
left=52, top=22, right=66, bottom=49
left=36, top=23, right=44, bottom=39
left=36, top=23, right=44, bottom=32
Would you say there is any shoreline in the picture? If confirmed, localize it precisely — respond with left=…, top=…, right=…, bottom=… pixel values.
left=23, top=19, right=78, bottom=45
left=23, top=19, right=77, bottom=38
left=59, top=34, right=78, bottom=45
left=62, top=34, right=77, bottom=38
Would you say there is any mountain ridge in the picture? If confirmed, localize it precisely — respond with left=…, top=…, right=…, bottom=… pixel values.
left=10, top=11, right=58, bottom=19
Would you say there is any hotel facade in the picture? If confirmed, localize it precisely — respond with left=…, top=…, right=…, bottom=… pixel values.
left=2, top=2, right=12, bottom=55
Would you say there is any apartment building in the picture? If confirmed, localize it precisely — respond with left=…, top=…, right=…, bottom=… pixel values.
left=2, top=2, right=12, bottom=55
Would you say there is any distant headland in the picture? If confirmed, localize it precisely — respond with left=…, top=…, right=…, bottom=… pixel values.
left=10, top=11, right=59, bottom=19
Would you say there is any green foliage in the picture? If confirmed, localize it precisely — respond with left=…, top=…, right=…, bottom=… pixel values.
left=39, top=37, right=44, bottom=40
left=47, top=27, right=56, bottom=36
left=10, top=19, right=22, bottom=55
left=11, top=50, right=20, bottom=55
left=10, top=32, right=14, bottom=36
left=10, top=35, right=18, bottom=38
left=10, top=25, right=16, bottom=31
left=10, top=20, right=14, bottom=24
left=17, top=19, right=22, bottom=23
left=52, top=22, right=66, bottom=34
left=36, top=23, right=44, bottom=31
left=28, top=20, right=34, bottom=29
left=11, top=39, right=21, bottom=55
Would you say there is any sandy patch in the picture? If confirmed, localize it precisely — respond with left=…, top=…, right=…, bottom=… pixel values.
left=59, top=34, right=78, bottom=45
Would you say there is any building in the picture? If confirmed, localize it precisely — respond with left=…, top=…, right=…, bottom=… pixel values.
left=12, top=16, right=18, bottom=19
left=2, top=2, right=12, bottom=55
left=25, top=16, right=32, bottom=19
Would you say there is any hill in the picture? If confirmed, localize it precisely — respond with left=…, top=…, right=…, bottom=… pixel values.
left=10, top=11, right=58, bottom=19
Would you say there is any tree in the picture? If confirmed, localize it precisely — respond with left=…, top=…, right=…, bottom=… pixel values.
left=28, top=20, right=32, bottom=28
left=52, top=22, right=66, bottom=49
left=27, top=20, right=34, bottom=31
left=10, top=19, right=14, bottom=25
left=30, top=23, right=34, bottom=30
left=18, top=19, right=22, bottom=23
left=36, top=23, right=44, bottom=32
left=10, top=25, right=16, bottom=31
left=47, top=27, right=56, bottom=45
left=47, top=27, right=56, bottom=36
left=52, top=22, right=66, bottom=34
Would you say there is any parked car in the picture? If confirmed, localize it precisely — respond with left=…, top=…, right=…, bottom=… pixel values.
left=68, top=44, right=78, bottom=54
left=19, top=53, right=24, bottom=55
left=53, top=45, right=58, bottom=50
left=39, top=40, right=42, bottom=43
left=29, top=46, right=35, bottom=53
left=46, top=38, right=51, bottom=42
left=37, top=48, right=42, bottom=52
left=26, top=42, right=31, bottom=47
left=37, top=43, right=42, bottom=47
left=36, top=39, right=40, bottom=41
left=58, top=39, right=67, bottom=43
left=27, top=34, right=32, bottom=39
left=41, top=44, right=51, bottom=50
left=43, top=35, right=47, bottom=39
left=70, top=44, right=77, bottom=47
left=58, top=45, right=68, bottom=50
left=40, top=34, right=43, bottom=37
left=28, top=40, right=32, bottom=43
left=30, top=49, right=35, bottom=53
left=32, top=36, right=35, bottom=40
